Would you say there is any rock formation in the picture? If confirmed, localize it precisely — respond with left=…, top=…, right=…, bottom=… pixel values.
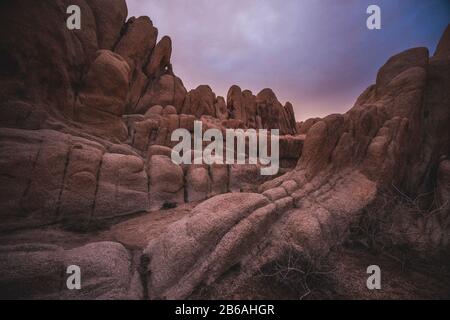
left=141, top=25, right=450, bottom=299
left=0, top=0, right=448, bottom=300
left=0, top=242, right=142, bottom=299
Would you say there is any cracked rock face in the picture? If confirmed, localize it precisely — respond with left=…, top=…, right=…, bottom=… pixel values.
left=0, top=242, right=142, bottom=300
left=140, top=27, right=450, bottom=298
left=0, top=0, right=448, bottom=300
left=142, top=170, right=377, bottom=299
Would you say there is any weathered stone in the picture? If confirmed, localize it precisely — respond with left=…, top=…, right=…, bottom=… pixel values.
left=229, top=164, right=261, bottom=193
left=0, top=242, right=141, bottom=300
left=181, top=85, right=217, bottom=118
left=88, top=0, right=128, bottom=50
left=59, top=141, right=105, bottom=229
left=256, top=88, right=297, bottom=135
left=186, top=165, right=210, bottom=202
left=0, top=129, right=72, bottom=231
left=209, top=164, right=229, bottom=197
left=145, top=36, right=172, bottom=78
left=0, top=0, right=98, bottom=116
left=78, top=50, right=131, bottom=116
left=148, top=155, right=184, bottom=211
left=115, top=16, right=158, bottom=70
left=163, top=105, right=177, bottom=116
left=147, top=145, right=172, bottom=160
left=143, top=193, right=270, bottom=299
left=215, top=97, right=228, bottom=120
left=94, top=153, right=149, bottom=219
left=145, top=105, right=163, bottom=116
left=137, top=75, right=187, bottom=113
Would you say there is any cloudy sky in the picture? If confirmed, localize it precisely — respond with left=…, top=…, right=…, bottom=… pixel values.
left=127, top=0, right=449, bottom=120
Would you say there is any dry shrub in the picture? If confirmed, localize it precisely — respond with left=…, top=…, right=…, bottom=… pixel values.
left=349, top=184, right=450, bottom=269
left=259, top=245, right=338, bottom=300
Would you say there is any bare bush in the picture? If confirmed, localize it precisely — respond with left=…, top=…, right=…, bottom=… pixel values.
left=259, top=246, right=337, bottom=300
left=349, top=184, right=450, bottom=267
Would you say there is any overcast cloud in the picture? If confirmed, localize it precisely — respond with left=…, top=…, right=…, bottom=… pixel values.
left=127, top=0, right=449, bottom=120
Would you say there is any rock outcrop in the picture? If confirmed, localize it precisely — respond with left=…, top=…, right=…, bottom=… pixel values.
left=115, top=16, right=158, bottom=71
left=0, top=0, right=448, bottom=300
left=141, top=28, right=450, bottom=299
left=75, top=50, right=131, bottom=141
left=0, top=241, right=142, bottom=299
left=225, top=85, right=298, bottom=134
left=256, top=88, right=297, bottom=135
left=0, top=0, right=298, bottom=142
left=181, top=85, right=217, bottom=118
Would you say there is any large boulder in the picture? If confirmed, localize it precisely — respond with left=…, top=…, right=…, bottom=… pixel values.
left=126, top=69, right=149, bottom=113
left=296, top=118, right=321, bottom=134
left=93, top=153, right=149, bottom=219
left=147, top=145, right=172, bottom=159
left=375, top=47, right=429, bottom=94
left=0, top=100, right=48, bottom=130
left=0, top=129, right=70, bottom=231
left=145, top=105, right=163, bottom=116
left=215, top=96, right=228, bottom=120
left=88, top=0, right=128, bottom=50
left=115, top=16, right=158, bottom=70
left=186, top=165, right=210, bottom=202
left=77, top=50, right=131, bottom=116
left=0, top=242, right=141, bottom=299
left=74, top=50, right=131, bottom=141
left=0, top=0, right=99, bottom=117
left=59, top=141, right=105, bottom=230
left=115, top=16, right=159, bottom=114
left=136, top=74, right=187, bottom=113
left=279, top=135, right=304, bottom=168
left=227, top=85, right=245, bottom=122
left=142, top=170, right=377, bottom=299
left=148, top=155, right=184, bottom=211
left=226, top=86, right=257, bottom=128
left=229, top=164, right=262, bottom=193
left=181, top=85, right=217, bottom=118
left=256, top=88, right=297, bottom=135
left=163, top=105, right=177, bottom=116
left=209, top=164, right=229, bottom=197
left=0, top=128, right=153, bottom=231
left=140, top=27, right=450, bottom=300
left=142, top=193, right=271, bottom=299
left=145, top=36, right=172, bottom=79
left=128, top=118, right=159, bottom=151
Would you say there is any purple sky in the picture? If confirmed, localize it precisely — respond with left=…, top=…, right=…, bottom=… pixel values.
left=126, top=0, right=449, bottom=120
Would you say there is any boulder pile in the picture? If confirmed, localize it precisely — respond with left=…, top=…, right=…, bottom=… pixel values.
left=0, top=0, right=448, bottom=300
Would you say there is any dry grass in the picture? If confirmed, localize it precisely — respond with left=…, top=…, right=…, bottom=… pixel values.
left=258, top=246, right=338, bottom=300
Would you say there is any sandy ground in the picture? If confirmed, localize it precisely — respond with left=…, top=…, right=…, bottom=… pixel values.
left=0, top=202, right=198, bottom=250
left=205, top=246, right=450, bottom=300
left=1, top=203, right=449, bottom=300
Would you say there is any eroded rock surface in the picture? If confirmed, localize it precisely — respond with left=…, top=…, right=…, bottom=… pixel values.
left=0, top=0, right=448, bottom=300
left=141, top=28, right=450, bottom=299
left=0, top=242, right=142, bottom=300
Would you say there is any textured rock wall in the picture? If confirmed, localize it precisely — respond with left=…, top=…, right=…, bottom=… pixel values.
left=0, top=0, right=303, bottom=231
left=141, top=26, right=450, bottom=299
left=0, top=0, right=448, bottom=300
